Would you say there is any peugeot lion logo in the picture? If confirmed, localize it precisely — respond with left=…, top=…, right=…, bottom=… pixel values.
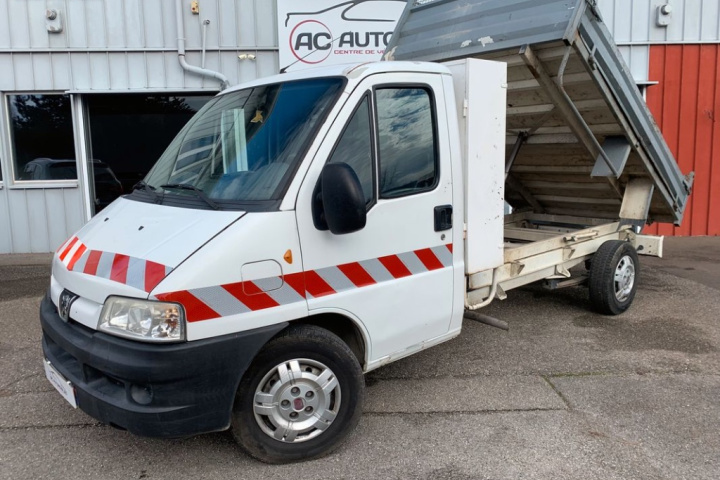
left=59, top=290, right=79, bottom=322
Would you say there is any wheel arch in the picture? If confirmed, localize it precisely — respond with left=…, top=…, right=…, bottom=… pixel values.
left=290, top=311, right=370, bottom=370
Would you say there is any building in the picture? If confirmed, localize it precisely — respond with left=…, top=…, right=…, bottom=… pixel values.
left=0, top=0, right=718, bottom=254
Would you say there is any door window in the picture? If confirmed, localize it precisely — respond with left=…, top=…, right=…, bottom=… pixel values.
left=328, top=95, right=374, bottom=205
left=375, top=88, right=438, bottom=198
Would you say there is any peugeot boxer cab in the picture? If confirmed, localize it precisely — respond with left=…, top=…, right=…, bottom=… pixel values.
left=41, top=62, right=468, bottom=463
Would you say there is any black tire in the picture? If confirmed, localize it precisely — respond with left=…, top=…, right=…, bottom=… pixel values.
left=231, top=324, right=365, bottom=464
left=589, top=240, right=640, bottom=315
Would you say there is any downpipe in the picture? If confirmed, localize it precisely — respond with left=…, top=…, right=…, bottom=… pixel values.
left=175, top=0, right=229, bottom=90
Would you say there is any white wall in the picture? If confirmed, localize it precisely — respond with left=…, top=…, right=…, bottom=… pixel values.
left=0, top=0, right=280, bottom=91
left=598, top=0, right=720, bottom=44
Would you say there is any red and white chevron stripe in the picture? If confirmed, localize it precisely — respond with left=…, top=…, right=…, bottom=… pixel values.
left=56, top=236, right=173, bottom=293
left=156, top=244, right=454, bottom=323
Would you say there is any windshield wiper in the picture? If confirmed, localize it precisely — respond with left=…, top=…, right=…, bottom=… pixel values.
left=160, top=183, right=220, bottom=210
left=132, top=180, right=161, bottom=203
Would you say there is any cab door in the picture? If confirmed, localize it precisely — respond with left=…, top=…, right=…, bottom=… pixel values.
left=295, top=72, right=455, bottom=363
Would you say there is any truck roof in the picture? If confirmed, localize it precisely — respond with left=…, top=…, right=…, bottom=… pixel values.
left=221, top=61, right=450, bottom=95
left=387, top=0, right=693, bottom=225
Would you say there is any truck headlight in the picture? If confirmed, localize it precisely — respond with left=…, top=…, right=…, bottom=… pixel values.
left=98, top=296, right=185, bottom=342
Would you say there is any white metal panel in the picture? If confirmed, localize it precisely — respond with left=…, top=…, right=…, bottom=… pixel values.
left=83, top=0, right=107, bottom=48
left=13, top=54, right=35, bottom=90
left=88, top=53, right=111, bottom=90
left=141, top=0, right=165, bottom=48
left=599, top=0, right=720, bottom=44
left=45, top=189, right=70, bottom=250
left=0, top=56, right=14, bottom=90
left=65, top=0, right=88, bottom=48
left=255, top=0, right=278, bottom=47
left=445, top=59, right=506, bottom=275
left=219, top=0, right=239, bottom=47
left=126, top=52, right=148, bottom=89
left=69, top=53, right=92, bottom=90
left=237, top=0, right=257, bottom=46
left=27, top=190, right=51, bottom=252
left=104, top=0, right=126, bottom=48
left=7, top=0, right=30, bottom=48
left=108, top=54, right=129, bottom=90
left=0, top=0, right=11, bottom=48
left=50, top=53, right=71, bottom=90
left=122, top=0, right=144, bottom=48
left=0, top=189, right=11, bottom=253
left=8, top=190, right=31, bottom=251
left=701, top=0, right=720, bottom=40
left=27, top=0, right=50, bottom=48
left=146, top=54, right=168, bottom=89
left=617, top=45, right=650, bottom=82
left=33, top=53, right=55, bottom=90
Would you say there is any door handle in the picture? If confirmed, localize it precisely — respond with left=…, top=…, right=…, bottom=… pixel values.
left=434, top=205, right=453, bottom=232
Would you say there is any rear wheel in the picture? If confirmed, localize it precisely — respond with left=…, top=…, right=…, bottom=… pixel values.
left=231, top=324, right=364, bottom=464
left=589, top=240, right=639, bottom=315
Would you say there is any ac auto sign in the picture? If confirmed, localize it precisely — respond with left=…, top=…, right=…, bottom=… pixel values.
left=278, top=0, right=406, bottom=72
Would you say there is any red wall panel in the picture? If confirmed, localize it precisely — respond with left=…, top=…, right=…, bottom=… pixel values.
left=645, top=45, right=720, bottom=236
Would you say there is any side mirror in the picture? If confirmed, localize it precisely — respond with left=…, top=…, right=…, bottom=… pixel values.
left=316, top=163, right=366, bottom=235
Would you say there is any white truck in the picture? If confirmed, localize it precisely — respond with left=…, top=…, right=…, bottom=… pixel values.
left=41, top=0, right=692, bottom=464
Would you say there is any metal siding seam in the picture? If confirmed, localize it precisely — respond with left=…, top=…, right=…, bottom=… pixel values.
left=691, top=45, right=714, bottom=235
left=676, top=45, right=701, bottom=236
left=710, top=46, right=720, bottom=235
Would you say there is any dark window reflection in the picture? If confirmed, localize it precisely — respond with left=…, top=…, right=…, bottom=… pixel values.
left=8, top=94, right=76, bottom=181
left=376, top=88, right=437, bottom=198
left=329, top=96, right=374, bottom=205
left=87, top=94, right=213, bottom=212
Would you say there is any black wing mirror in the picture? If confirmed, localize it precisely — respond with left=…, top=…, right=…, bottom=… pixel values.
left=312, top=163, right=366, bottom=235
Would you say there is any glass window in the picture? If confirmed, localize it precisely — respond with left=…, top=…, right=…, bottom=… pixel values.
left=87, top=94, right=212, bottom=213
left=328, top=96, right=374, bottom=205
left=144, top=78, right=344, bottom=206
left=7, top=94, right=76, bottom=181
left=376, top=88, right=437, bottom=198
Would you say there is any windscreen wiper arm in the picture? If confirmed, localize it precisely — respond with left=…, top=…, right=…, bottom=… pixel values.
left=132, top=180, right=161, bottom=203
left=160, top=183, right=220, bottom=210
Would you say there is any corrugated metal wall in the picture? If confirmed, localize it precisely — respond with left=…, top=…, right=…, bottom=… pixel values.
left=598, top=0, right=720, bottom=44
left=0, top=0, right=280, bottom=253
left=644, top=44, right=720, bottom=236
left=0, top=0, right=279, bottom=91
left=597, top=0, right=720, bottom=236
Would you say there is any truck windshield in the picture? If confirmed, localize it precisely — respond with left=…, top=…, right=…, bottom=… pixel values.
left=143, top=77, right=344, bottom=208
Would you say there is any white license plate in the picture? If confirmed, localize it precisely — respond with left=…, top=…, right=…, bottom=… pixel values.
left=44, top=359, right=78, bottom=408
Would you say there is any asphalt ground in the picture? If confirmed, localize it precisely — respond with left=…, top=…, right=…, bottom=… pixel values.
left=0, top=238, right=718, bottom=479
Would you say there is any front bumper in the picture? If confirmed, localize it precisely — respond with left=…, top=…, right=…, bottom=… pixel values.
left=40, top=294, right=286, bottom=438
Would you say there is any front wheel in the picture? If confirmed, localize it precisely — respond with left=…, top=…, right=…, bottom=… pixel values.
left=231, top=324, right=365, bottom=464
left=589, top=240, right=639, bottom=315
